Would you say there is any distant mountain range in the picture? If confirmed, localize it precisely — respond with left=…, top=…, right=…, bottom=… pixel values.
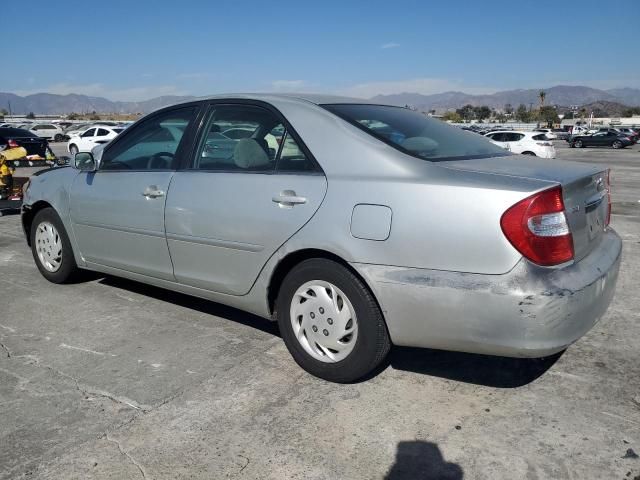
left=0, top=92, right=197, bottom=115
left=1, top=85, right=639, bottom=115
left=371, top=85, right=640, bottom=112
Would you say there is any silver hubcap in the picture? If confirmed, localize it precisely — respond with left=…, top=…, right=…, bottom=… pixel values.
left=290, top=281, right=358, bottom=363
left=35, top=221, right=62, bottom=272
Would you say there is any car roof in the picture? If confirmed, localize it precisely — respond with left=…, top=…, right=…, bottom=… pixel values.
left=173, top=93, right=390, bottom=107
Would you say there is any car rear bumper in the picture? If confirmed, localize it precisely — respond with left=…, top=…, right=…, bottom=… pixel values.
left=351, top=228, right=621, bottom=358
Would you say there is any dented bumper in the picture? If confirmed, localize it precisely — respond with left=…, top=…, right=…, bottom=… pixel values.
left=352, top=228, right=622, bottom=358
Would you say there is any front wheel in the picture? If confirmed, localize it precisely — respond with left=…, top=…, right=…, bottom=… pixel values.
left=574, top=140, right=584, bottom=148
left=69, top=144, right=78, bottom=155
left=276, top=259, right=390, bottom=382
left=30, top=208, right=81, bottom=283
left=612, top=140, right=623, bottom=149
left=54, top=134, right=64, bottom=142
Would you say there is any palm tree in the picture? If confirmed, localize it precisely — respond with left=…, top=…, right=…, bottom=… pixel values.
left=538, top=90, right=546, bottom=109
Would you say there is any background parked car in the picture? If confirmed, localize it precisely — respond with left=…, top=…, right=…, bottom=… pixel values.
left=616, top=127, right=638, bottom=143
left=28, top=123, right=65, bottom=142
left=67, top=126, right=124, bottom=154
left=533, top=128, right=557, bottom=140
left=570, top=131, right=633, bottom=149
left=484, top=130, right=556, bottom=158
left=0, top=127, right=49, bottom=157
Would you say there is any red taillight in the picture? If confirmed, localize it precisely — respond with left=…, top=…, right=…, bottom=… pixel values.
left=7, top=139, right=19, bottom=148
left=605, top=169, right=611, bottom=226
left=500, top=186, right=574, bottom=266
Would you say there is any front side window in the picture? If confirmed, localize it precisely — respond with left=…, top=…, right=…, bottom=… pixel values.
left=82, top=128, right=96, bottom=137
left=323, top=104, right=509, bottom=161
left=101, top=106, right=196, bottom=171
left=97, top=128, right=110, bottom=137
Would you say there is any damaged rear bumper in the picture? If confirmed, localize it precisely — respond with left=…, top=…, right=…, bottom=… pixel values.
left=351, top=228, right=622, bottom=358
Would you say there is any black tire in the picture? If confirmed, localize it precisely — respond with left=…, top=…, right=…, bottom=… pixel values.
left=574, top=139, right=584, bottom=148
left=30, top=207, right=81, bottom=283
left=612, top=140, right=623, bottom=149
left=54, top=134, right=64, bottom=142
left=522, top=151, right=536, bottom=156
left=69, top=144, right=78, bottom=155
left=276, top=258, right=391, bottom=383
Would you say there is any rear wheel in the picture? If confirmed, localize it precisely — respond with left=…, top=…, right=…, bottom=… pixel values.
left=612, top=140, right=623, bottom=149
left=522, top=151, right=536, bottom=156
left=69, top=144, right=78, bottom=155
left=574, top=139, right=584, bottom=148
left=54, top=134, right=64, bottom=142
left=276, top=258, right=390, bottom=382
left=30, top=208, right=81, bottom=283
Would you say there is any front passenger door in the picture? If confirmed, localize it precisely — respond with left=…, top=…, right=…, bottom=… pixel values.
left=69, top=105, right=199, bottom=280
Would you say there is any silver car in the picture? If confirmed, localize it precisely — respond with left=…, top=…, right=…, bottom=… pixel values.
left=21, top=94, right=621, bottom=382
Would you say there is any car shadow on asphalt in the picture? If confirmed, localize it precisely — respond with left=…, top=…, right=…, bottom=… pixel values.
left=98, top=275, right=560, bottom=388
left=97, top=275, right=280, bottom=337
left=388, top=346, right=563, bottom=388
left=385, top=440, right=463, bottom=479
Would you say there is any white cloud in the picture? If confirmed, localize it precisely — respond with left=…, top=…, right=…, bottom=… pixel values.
left=381, top=42, right=400, bottom=49
left=340, top=77, right=497, bottom=98
left=13, top=83, right=187, bottom=102
left=177, top=72, right=209, bottom=80
left=271, top=80, right=307, bottom=91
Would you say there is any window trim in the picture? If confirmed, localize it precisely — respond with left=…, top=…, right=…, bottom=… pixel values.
left=97, top=103, right=202, bottom=173
left=181, top=99, right=324, bottom=176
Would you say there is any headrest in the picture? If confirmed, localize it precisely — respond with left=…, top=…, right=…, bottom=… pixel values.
left=233, top=139, right=270, bottom=169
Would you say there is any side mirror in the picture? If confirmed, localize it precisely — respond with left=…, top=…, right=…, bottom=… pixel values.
left=73, top=152, right=97, bottom=172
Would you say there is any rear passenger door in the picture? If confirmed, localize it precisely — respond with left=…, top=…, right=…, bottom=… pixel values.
left=164, top=102, right=327, bottom=295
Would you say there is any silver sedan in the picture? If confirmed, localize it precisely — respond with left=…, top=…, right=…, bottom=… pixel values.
left=21, top=94, right=621, bottom=382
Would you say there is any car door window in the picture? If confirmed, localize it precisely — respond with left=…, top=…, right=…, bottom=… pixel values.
left=82, top=128, right=96, bottom=138
left=276, top=131, right=316, bottom=172
left=491, top=133, right=506, bottom=142
left=101, top=106, right=197, bottom=171
left=194, top=105, right=279, bottom=172
left=97, top=128, right=110, bottom=137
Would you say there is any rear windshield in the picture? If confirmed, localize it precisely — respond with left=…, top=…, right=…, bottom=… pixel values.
left=0, top=127, right=38, bottom=138
left=323, top=104, right=510, bottom=161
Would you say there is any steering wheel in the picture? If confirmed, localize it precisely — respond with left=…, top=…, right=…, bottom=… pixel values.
left=146, top=151, right=174, bottom=170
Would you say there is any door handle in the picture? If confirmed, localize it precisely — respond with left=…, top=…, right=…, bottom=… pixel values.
left=272, top=190, right=307, bottom=208
left=142, top=185, right=165, bottom=198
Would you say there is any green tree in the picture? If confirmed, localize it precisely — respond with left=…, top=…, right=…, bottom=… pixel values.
left=442, top=111, right=462, bottom=122
left=456, top=104, right=475, bottom=121
left=67, top=112, right=79, bottom=120
left=0, top=108, right=8, bottom=116
left=563, top=111, right=574, bottom=120
left=26, top=112, right=35, bottom=119
left=622, top=107, right=640, bottom=117
left=537, top=106, right=560, bottom=126
left=515, top=104, right=530, bottom=122
left=473, top=106, right=492, bottom=121
left=504, top=103, right=513, bottom=115
left=539, top=90, right=546, bottom=108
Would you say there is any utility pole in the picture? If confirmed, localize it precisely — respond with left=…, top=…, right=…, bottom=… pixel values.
left=7, top=100, right=12, bottom=117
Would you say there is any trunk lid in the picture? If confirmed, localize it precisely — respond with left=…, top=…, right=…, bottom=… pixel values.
left=440, top=155, right=609, bottom=262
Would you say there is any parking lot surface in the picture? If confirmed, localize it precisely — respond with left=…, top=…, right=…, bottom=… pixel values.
left=1, top=142, right=640, bottom=479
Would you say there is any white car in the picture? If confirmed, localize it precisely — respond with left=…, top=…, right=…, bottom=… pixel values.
left=484, top=130, right=556, bottom=158
left=533, top=128, right=557, bottom=140
left=67, top=126, right=125, bottom=154
left=29, top=123, right=65, bottom=142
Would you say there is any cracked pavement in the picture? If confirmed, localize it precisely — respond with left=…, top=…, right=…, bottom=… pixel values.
left=1, top=142, right=640, bottom=479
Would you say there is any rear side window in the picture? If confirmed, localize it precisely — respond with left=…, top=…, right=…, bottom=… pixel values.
left=323, top=104, right=509, bottom=161
left=97, top=128, right=110, bottom=136
left=193, top=104, right=316, bottom=173
left=532, top=134, right=547, bottom=141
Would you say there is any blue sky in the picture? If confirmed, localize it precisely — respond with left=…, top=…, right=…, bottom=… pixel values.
left=5, top=0, right=639, bottom=101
